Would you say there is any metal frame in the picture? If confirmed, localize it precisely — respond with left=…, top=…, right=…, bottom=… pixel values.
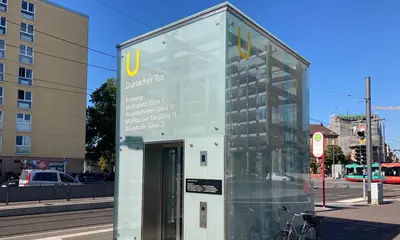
left=142, top=140, right=185, bottom=240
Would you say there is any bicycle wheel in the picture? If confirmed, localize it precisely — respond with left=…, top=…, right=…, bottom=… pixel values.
left=273, top=231, right=289, bottom=240
left=302, top=226, right=317, bottom=240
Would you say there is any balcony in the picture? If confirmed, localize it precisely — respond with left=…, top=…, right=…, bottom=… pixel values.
left=16, top=122, right=30, bottom=132
left=18, top=77, right=32, bottom=86
left=17, top=100, right=32, bottom=109
left=16, top=145, right=31, bottom=154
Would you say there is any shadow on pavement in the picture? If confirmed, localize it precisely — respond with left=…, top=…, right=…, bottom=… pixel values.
left=314, top=204, right=356, bottom=212
left=319, top=216, right=400, bottom=240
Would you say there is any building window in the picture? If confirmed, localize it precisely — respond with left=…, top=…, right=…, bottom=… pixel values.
left=0, top=86, right=3, bottom=106
left=0, top=16, right=6, bottom=35
left=0, top=40, right=5, bottom=58
left=0, top=62, right=3, bottom=81
left=18, top=67, right=32, bottom=86
left=0, top=0, right=7, bottom=12
left=17, top=89, right=32, bottom=109
left=19, top=45, right=33, bottom=64
left=0, top=110, right=2, bottom=130
left=21, top=1, right=34, bottom=20
left=16, top=135, right=31, bottom=154
left=16, top=113, right=31, bottom=132
left=20, top=22, right=34, bottom=42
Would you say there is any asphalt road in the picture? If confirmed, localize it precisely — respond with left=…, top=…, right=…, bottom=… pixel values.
left=0, top=209, right=113, bottom=240
left=314, top=181, right=400, bottom=203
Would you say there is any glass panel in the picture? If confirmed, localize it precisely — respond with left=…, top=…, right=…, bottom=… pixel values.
left=16, top=136, right=23, bottom=145
left=17, top=113, right=23, bottom=121
left=18, top=90, right=24, bottom=99
left=115, top=11, right=226, bottom=239
left=26, top=91, right=32, bottom=100
left=225, top=12, right=310, bottom=240
left=0, top=4, right=6, bottom=12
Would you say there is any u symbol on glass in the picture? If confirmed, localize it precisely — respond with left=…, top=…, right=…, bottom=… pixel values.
left=126, top=49, right=140, bottom=77
left=237, top=26, right=251, bottom=59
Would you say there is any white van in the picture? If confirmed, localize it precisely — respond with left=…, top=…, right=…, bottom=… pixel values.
left=19, top=169, right=82, bottom=187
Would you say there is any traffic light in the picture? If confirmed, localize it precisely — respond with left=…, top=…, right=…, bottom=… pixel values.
left=357, top=130, right=365, bottom=137
left=355, top=145, right=367, bottom=165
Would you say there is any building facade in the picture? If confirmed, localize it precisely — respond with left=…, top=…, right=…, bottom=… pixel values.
left=115, top=3, right=311, bottom=240
left=0, top=0, right=88, bottom=179
left=329, top=114, right=383, bottom=162
left=309, top=123, right=338, bottom=146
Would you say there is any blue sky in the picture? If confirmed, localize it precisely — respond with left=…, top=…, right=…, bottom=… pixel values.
left=51, top=0, right=400, bottom=149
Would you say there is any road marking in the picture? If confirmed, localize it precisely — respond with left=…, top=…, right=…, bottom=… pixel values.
left=0, top=224, right=113, bottom=240
left=336, top=197, right=365, bottom=203
left=35, top=228, right=113, bottom=240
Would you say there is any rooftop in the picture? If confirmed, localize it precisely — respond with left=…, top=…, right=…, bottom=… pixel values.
left=310, top=124, right=338, bottom=137
left=40, top=0, right=89, bottom=18
left=117, top=2, right=309, bottom=66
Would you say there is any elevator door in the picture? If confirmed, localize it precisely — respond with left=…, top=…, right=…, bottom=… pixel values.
left=162, top=146, right=183, bottom=240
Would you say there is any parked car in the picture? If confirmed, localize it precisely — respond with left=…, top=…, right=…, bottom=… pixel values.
left=1, top=179, right=19, bottom=188
left=19, top=169, right=82, bottom=187
left=266, top=172, right=291, bottom=182
left=76, top=172, right=105, bottom=183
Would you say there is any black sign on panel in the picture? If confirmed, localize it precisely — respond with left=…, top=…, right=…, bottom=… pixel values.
left=185, top=178, right=222, bottom=195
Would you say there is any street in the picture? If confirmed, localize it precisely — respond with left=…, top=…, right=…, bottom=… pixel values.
left=0, top=209, right=113, bottom=240
left=1, top=180, right=400, bottom=239
left=313, top=179, right=400, bottom=203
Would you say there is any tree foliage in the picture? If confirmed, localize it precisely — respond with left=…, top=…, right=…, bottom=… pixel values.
left=86, top=78, right=116, bottom=165
left=324, top=145, right=345, bottom=169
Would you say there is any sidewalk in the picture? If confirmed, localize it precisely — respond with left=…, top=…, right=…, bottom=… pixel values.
left=315, top=200, right=400, bottom=240
left=0, top=197, right=114, bottom=217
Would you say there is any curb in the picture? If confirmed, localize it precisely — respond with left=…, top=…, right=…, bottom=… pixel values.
left=0, top=201, right=114, bottom=217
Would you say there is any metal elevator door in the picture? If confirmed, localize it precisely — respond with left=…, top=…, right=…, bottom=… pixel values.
left=161, top=146, right=183, bottom=240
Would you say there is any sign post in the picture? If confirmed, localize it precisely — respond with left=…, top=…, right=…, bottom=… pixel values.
left=63, top=158, right=67, bottom=173
left=313, top=132, right=325, bottom=207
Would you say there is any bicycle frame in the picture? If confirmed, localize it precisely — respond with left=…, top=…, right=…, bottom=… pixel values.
left=286, top=213, right=310, bottom=239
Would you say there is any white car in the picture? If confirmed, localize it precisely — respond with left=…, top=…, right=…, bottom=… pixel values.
left=266, top=172, right=291, bottom=182
left=19, top=169, right=82, bottom=187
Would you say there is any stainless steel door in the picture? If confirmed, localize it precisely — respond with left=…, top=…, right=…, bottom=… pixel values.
left=161, top=146, right=183, bottom=240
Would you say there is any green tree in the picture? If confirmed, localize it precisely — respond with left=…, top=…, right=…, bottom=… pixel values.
left=86, top=78, right=116, bottom=166
left=324, top=145, right=345, bottom=169
left=98, top=156, right=108, bottom=172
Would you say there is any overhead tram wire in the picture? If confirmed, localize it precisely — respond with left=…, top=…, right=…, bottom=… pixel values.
left=1, top=58, right=96, bottom=92
left=1, top=76, right=89, bottom=96
left=5, top=19, right=117, bottom=59
left=4, top=42, right=117, bottom=73
left=94, top=0, right=154, bottom=29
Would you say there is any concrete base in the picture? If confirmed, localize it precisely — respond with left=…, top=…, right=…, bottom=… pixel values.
left=371, top=182, right=383, bottom=205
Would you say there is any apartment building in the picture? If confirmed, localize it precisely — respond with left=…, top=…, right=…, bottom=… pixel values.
left=0, top=0, right=88, bottom=179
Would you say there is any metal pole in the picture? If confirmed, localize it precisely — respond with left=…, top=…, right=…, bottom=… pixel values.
left=322, top=155, right=326, bottom=207
left=380, top=121, right=386, bottom=183
left=333, top=145, right=335, bottom=178
left=365, top=76, right=372, bottom=204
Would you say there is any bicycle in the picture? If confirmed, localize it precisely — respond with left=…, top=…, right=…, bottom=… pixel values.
left=273, top=206, right=323, bottom=240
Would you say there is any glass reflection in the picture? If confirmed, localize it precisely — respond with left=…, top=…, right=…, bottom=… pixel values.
left=225, top=13, right=310, bottom=239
